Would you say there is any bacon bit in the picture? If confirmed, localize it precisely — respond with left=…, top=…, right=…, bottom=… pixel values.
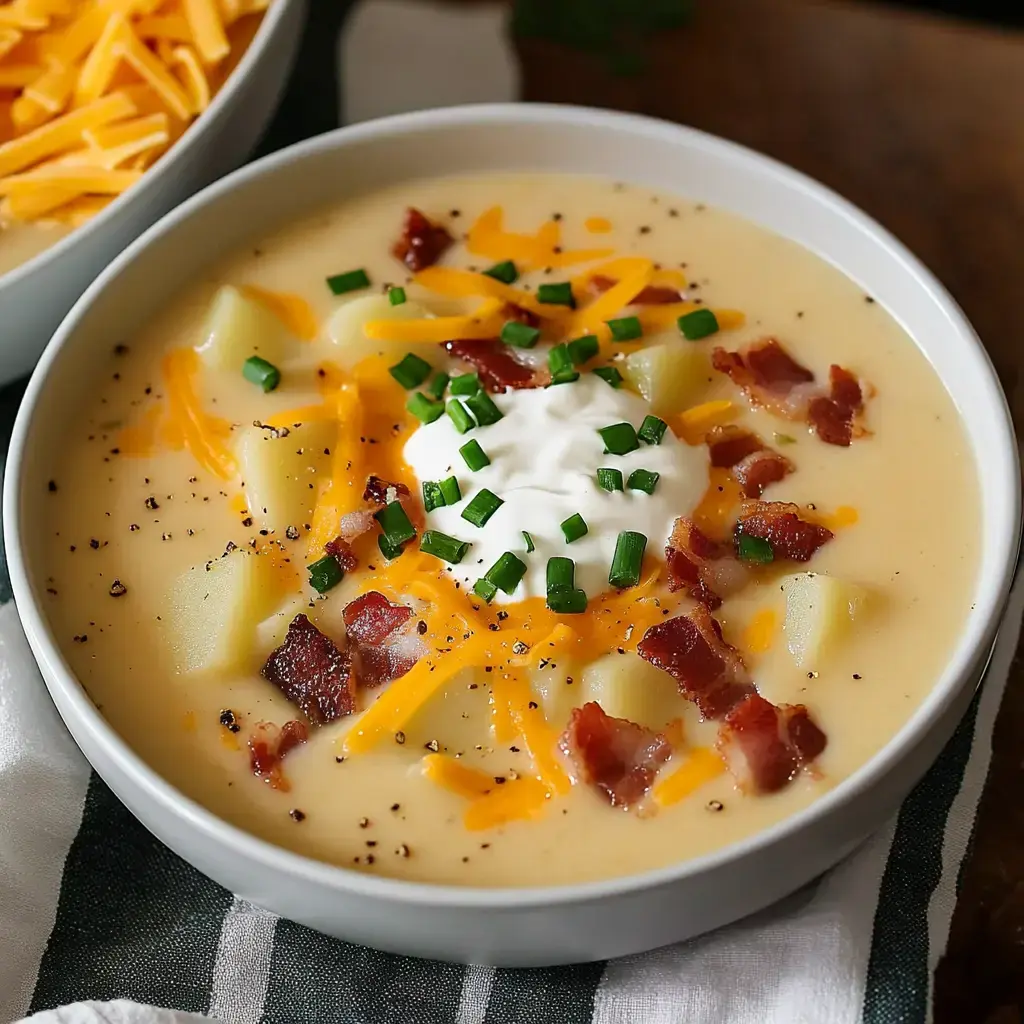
left=262, top=615, right=355, bottom=725
left=325, top=536, right=358, bottom=572
left=716, top=693, right=826, bottom=793
left=248, top=719, right=309, bottom=791
left=637, top=605, right=755, bottom=720
left=343, top=591, right=426, bottom=688
left=706, top=424, right=794, bottom=499
left=444, top=338, right=545, bottom=393
left=707, top=424, right=763, bottom=467
left=736, top=501, right=834, bottom=562
left=590, top=274, right=682, bottom=304
left=807, top=365, right=865, bottom=447
left=664, top=516, right=748, bottom=609
left=391, top=207, right=454, bottom=272
left=362, top=475, right=411, bottom=507
left=560, top=702, right=672, bottom=810
left=502, top=303, right=540, bottom=328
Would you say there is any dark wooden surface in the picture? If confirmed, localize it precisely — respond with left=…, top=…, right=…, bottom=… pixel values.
left=510, top=1, right=1024, bottom=1020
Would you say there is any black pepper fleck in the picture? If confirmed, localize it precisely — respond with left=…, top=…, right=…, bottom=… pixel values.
left=145, top=496, right=159, bottom=510
left=108, top=579, right=127, bottom=597
left=289, top=809, right=306, bottom=822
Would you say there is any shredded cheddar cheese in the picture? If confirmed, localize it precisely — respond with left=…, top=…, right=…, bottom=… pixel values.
left=239, top=284, right=318, bottom=341
left=421, top=754, right=494, bottom=799
left=463, top=777, right=550, bottom=831
left=584, top=215, right=612, bottom=233
left=742, top=608, right=778, bottom=655
left=674, top=400, right=735, bottom=444
left=653, top=747, right=725, bottom=807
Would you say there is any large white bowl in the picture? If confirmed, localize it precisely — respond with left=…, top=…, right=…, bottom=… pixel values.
left=4, top=105, right=1020, bottom=967
left=0, top=0, right=306, bottom=386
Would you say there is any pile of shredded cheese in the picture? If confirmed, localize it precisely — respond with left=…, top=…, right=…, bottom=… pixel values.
left=0, top=0, right=269, bottom=228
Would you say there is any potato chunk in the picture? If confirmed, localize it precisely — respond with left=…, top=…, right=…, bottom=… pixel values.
left=622, top=340, right=708, bottom=416
left=196, top=285, right=291, bottom=372
left=781, top=572, right=867, bottom=669
left=581, top=651, right=683, bottom=730
left=168, top=550, right=283, bottom=675
left=326, top=294, right=436, bottom=370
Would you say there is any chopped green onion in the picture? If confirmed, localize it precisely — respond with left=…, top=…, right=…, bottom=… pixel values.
left=388, top=352, right=432, bottom=389
left=737, top=534, right=774, bottom=564
left=547, top=588, right=588, bottom=614
left=500, top=320, right=541, bottom=349
left=473, top=577, right=498, bottom=604
left=548, top=343, right=573, bottom=377
left=546, top=556, right=575, bottom=592
left=388, top=286, right=407, bottom=306
left=439, top=476, right=462, bottom=505
left=627, top=468, right=660, bottom=495
left=678, top=308, right=720, bottom=341
left=406, top=392, right=445, bottom=424
left=560, top=512, right=588, bottom=544
left=638, top=414, right=668, bottom=446
left=537, top=281, right=576, bottom=308
left=597, top=467, right=624, bottom=492
left=482, top=551, right=528, bottom=595
left=774, top=432, right=797, bottom=446
left=567, top=335, right=599, bottom=365
left=522, top=530, right=535, bottom=553
left=374, top=500, right=416, bottom=547
left=462, top=488, right=504, bottom=528
left=326, top=268, right=371, bottom=295
left=420, top=530, right=471, bottom=564
left=307, top=554, right=344, bottom=593
left=606, top=316, right=643, bottom=342
left=592, top=366, right=623, bottom=388
left=550, top=371, right=580, bottom=386
left=450, top=372, right=481, bottom=396
left=483, top=260, right=518, bottom=285
left=425, top=372, right=450, bottom=400
left=460, top=438, right=490, bottom=472
left=598, top=422, right=640, bottom=455
left=422, top=480, right=444, bottom=512
left=446, top=399, right=475, bottom=434
left=465, top=389, right=503, bottom=426
left=377, top=534, right=404, bottom=561
left=243, top=356, right=281, bottom=393
left=609, top=531, right=647, bottom=589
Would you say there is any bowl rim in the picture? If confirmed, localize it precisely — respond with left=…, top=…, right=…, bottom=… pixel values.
left=6, top=102, right=1020, bottom=911
left=0, top=0, right=299, bottom=294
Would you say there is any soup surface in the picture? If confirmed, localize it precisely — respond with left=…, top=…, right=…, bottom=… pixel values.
left=41, top=173, right=980, bottom=886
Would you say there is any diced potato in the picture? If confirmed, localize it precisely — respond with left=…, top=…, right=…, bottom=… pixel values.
left=781, top=572, right=867, bottom=669
left=168, top=549, right=284, bottom=675
left=196, top=285, right=291, bottom=372
left=622, top=340, right=709, bottom=416
left=531, top=663, right=581, bottom=732
left=581, top=652, right=684, bottom=731
left=238, top=418, right=335, bottom=532
left=255, top=593, right=343, bottom=654
left=326, top=294, right=436, bottom=370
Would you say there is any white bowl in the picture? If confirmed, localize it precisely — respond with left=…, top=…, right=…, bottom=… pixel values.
left=5, top=104, right=1019, bottom=967
left=0, top=0, right=307, bottom=386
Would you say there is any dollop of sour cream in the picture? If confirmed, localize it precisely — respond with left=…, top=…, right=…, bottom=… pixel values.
left=403, top=374, right=707, bottom=603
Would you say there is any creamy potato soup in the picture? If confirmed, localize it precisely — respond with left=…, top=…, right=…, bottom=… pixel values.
left=41, top=173, right=979, bottom=887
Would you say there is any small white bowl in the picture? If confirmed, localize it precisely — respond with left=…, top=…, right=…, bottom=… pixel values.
left=5, top=105, right=1019, bottom=967
left=0, top=0, right=306, bottom=385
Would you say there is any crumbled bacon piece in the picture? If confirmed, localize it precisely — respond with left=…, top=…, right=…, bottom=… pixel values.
left=707, top=425, right=764, bottom=467
left=807, top=365, right=865, bottom=447
left=262, top=615, right=354, bottom=725
left=637, top=605, right=754, bottom=719
left=706, top=425, right=793, bottom=498
left=444, top=338, right=544, bottom=393
left=665, top=517, right=748, bottom=609
left=736, top=501, right=833, bottom=562
left=716, top=693, right=826, bottom=793
left=391, top=207, right=453, bottom=272
left=503, top=303, right=540, bottom=328
left=363, top=476, right=411, bottom=507
left=343, top=591, right=425, bottom=687
left=325, top=536, right=358, bottom=572
left=560, top=702, right=672, bottom=810
left=589, top=275, right=684, bottom=305
left=248, top=719, right=309, bottom=791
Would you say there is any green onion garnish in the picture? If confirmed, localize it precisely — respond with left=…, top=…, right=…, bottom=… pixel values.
left=737, top=534, right=774, bottom=564
left=609, top=531, right=647, bottom=589
left=377, top=534, right=403, bottom=561
left=678, top=308, right=720, bottom=341
left=473, top=577, right=498, bottom=604
left=388, top=286, right=407, bottom=306
left=439, top=476, right=462, bottom=505
left=446, top=399, right=475, bottom=434
left=592, top=366, right=623, bottom=388
left=483, top=260, right=518, bottom=285
left=537, top=281, right=575, bottom=308
left=546, top=556, right=575, bottom=592
left=450, top=372, right=481, bottom=396
left=500, top=320, right=541, bottom=349
left=243, top=355, right=281, bottom=393
left=406, top=392, right=445, bottom=424
left=522, top=531, right=535, bottom=553
left=460, top=438, right=490, bottom=472
left=548, top=343, right=573, bottom=377
left=550, top=371, right=580, bottom=386
left=774, top=432, right=797, bottom=446
left=482, top=551, right=528, bottom=595
left=326, top=268, right=371, bottom=295
left=627, top=468, right=660, bottom=495
left=567, top=335, right=599, bottom=366
left=547, top=588, right=588, bottom=614
left=420, top=530, right=471, bottom=564
left=606, top=316, right=642, bottom=342
left=638, top=414, right=668, bottom=446
left=422, top=480, right=444, bottom=513
left=598, top=422, right=640, bottom=455
left=597, top=467, right=624, bottom=492
left=560, top=512, right=588, bottom=544
left=388, top=352, right=432, bottom=389
left=307, top=554, right=344, bottom=593
left=425, top=372, right=450, bottom=400
left=462, top=488, right=504, bottom=528
left=465, top=390, right=503, bottom=426
left=374, top=500, right=416, bottom=547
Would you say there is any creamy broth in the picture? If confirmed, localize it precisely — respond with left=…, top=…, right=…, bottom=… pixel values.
left=41, top=173, right=979, bottom=886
